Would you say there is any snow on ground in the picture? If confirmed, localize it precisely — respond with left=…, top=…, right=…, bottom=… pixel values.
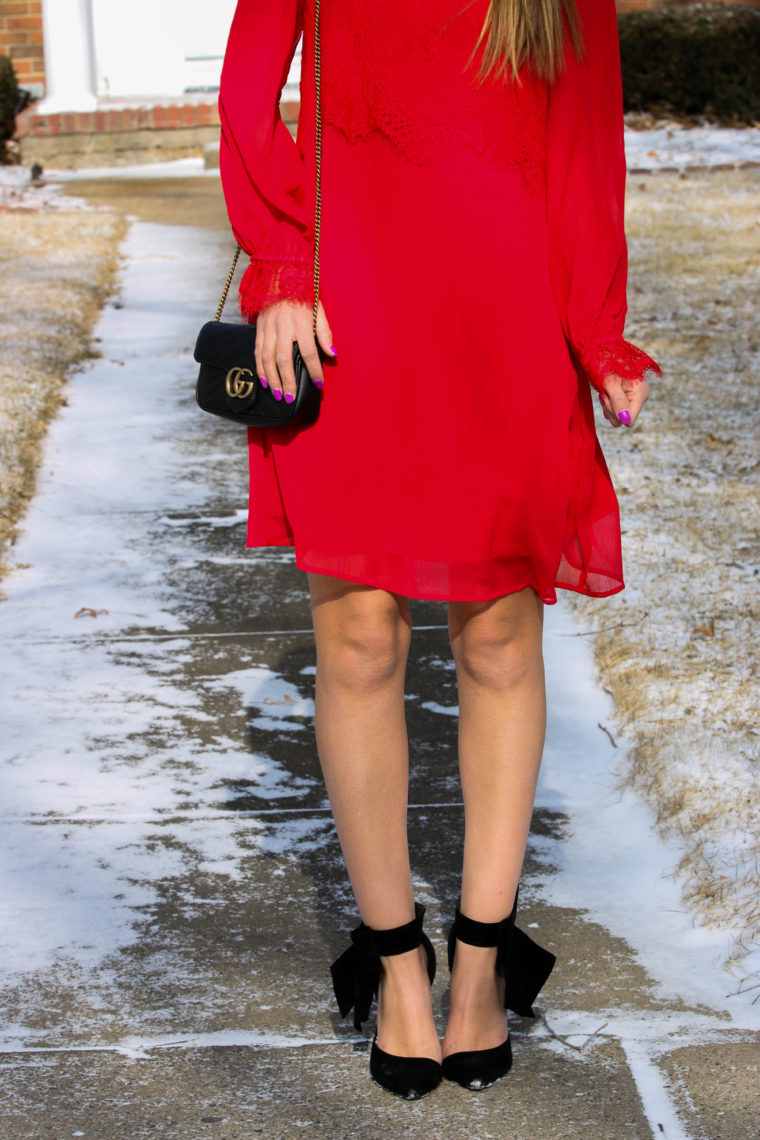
left=0, top=216, right=757, bottom=1039
left=567, top=165, right=760, bottom=979
left=624, top=122, right=760, bottom=171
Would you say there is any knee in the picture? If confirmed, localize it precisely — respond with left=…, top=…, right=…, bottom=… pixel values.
left=451, top=613, right=541, bottom=692
left=316, top=596, right=410, bottom=692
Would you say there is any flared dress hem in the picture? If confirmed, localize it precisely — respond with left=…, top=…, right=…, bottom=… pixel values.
left=245, top=527, right=624, bottom=604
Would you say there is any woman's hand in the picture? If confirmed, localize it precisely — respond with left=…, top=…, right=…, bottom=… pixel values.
left=255, top=298, right=336, bottom=403
left=598, top=374, right=650, bottom=428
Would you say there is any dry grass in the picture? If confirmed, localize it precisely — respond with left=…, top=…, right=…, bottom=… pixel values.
left=0, top=207, right=127, bottom=576
left=565, top=167, right=760, bottom=978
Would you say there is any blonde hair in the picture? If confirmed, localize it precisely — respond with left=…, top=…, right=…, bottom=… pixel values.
left=469, top=0, right=585, bottom=85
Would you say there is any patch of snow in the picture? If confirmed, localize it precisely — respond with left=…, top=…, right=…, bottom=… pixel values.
left=420, top=701, right=459, bottom=716
left=540, top=601, right=760, bottom=1027
left=44, top=156, right=214, bottom=181
left=624, top=123, right=760, bottom=171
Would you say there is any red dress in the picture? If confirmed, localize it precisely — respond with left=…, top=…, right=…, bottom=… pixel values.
left=218, top=0, right=661, bottom=603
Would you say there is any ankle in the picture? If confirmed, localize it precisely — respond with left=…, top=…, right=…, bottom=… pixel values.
left=451, top=940, right=499, bottom=976
left=380, top=943, right=429, bottom=976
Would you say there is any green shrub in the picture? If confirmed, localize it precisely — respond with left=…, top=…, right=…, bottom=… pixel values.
left=619, top=4, right=760, bottom=124
left=0, top=53, right=20, bottom=145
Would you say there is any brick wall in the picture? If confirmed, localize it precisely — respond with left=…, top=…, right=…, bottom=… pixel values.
left=23, top=100, right=222, bottom=169
left=0, top=0, right=44, bottom=92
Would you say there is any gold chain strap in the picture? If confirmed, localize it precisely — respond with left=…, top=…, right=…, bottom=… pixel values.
left=214, top=0, right=323, bottom=334
left=214, top=244, right=241, bottom=322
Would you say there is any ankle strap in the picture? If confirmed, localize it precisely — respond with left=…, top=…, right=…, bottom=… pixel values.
left=363, top=901, right=426, bottom=957
left=452, top=892, right=519, bottom=948
left=331, top=901, right=436, bottom=1031
left=447, top=888, right=557, bottom=1019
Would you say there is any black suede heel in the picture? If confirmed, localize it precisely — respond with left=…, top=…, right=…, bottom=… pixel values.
left=442, top=889, right=556, bottom=1091
left=330, top=902, right=442, bottom=1100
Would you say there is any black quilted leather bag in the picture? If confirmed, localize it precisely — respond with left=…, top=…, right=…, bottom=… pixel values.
left=194, top=319, right=321, bottom=428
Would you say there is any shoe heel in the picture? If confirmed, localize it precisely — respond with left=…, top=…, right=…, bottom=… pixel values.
left=443, top=889, right=556, bottom=1090
left=330, top=902, right=442, bottom=1100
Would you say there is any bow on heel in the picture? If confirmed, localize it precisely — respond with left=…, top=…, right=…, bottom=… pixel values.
left=330, top=901, right=442, bottom=1100
left=443, top=888, right=556, bottom=1090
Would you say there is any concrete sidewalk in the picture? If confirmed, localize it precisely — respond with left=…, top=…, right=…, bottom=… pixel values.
left=0, top=193, right=757, bottom=1140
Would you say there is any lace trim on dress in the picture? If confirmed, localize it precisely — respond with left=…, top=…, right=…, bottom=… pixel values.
left=312, top=2, right=549, bottom=197
left=239, top=257, right=314, bottom=321
left=580, top=337, right=663, bottom=392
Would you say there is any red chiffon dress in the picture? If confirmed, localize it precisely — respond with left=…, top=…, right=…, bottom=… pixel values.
left=218, top=0, right=662, bottom=603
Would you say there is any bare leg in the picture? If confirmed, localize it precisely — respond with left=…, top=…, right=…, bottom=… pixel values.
left=308, top=572, right=441, bottom=1062
left=443, top=586, right=546, bottom=1057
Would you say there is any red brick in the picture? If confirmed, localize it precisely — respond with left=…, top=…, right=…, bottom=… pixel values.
left=106, top=109, right=123, bottom=131
left=180, top=103, right=195, bottom=126
left=195, top=102, right=220, bottom=127
left=15, top=63, right=44, bottom=83
left=75, top=111, right=94, bottom=132
left=136, top=106, right=151, bottom=129
left=7, top=15, right=41, bottom=29
left=151, top=105, right=167, bottom=128
left=165, top=104, right=180, bottom=128
left=62, top=111, right=77, bottom=133
left=94, top=109, right=107, bottom=132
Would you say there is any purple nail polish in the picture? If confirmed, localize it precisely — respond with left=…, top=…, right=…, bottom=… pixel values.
left=598, top=393, right=605, bottom=406
left=273, top=389, right=283, bottom=402
left=618, top=409, right=631, bottom=425
left=259, top=375, right=268, bottom=388
left=284, top=392, right=295, bottom=404
left=329, top=344, right=338, bottom=357
left=314, top=378, right=324, bottom=390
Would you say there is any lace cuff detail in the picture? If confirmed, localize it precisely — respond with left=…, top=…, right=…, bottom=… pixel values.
left=580, top=336, right=663, bottom=393
left=238, top=257, right=314, bottom=322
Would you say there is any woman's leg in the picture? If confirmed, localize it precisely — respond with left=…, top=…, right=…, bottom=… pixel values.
left=443, top=586, right=546, bottom=1056
left=308, top=572, right=441, bottom=1061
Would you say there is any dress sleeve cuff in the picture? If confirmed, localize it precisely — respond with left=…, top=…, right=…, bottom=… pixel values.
left=238, top=256, right=315, bottom=322
left=579, top=336, right=663, bottom=393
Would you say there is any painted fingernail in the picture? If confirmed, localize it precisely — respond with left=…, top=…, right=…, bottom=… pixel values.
left=598, top=393, right=605, bottom=406
left=329, top=344, right=338, bottom=357
left=314, top=378, right=324, bottom=390
left=272, top=388, right=283, bottom=401
left=284, top=392, right=295, bottom=404
left=259, top=375, right=268, bottom=388
left=618, top=409, right=631, bottom=425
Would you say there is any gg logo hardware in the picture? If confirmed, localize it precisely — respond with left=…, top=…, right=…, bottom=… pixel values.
left=225, top=367, right=255, bottom=399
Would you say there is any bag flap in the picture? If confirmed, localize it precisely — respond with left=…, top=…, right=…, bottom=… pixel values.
left=193, top=320, right=257, bottom=371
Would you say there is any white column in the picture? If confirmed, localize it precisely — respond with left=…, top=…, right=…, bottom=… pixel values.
left=91, top=0, right=186, bottom=99
left=38, top=0, right=97, bottom=112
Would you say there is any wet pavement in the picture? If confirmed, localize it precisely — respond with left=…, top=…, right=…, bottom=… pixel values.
left=0, top=183, right=757, bottom=1140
